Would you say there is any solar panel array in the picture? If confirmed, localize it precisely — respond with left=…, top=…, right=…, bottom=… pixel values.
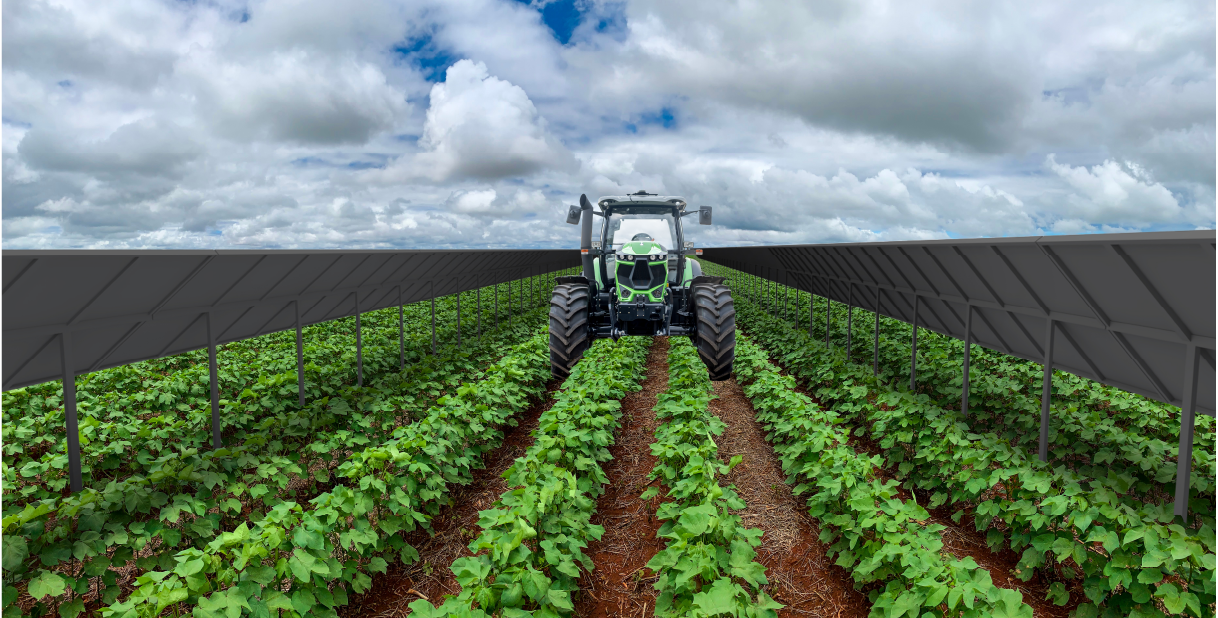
left=703, top=230, right=1215, bottom=416
left=3, top=249, right=579, bottom=390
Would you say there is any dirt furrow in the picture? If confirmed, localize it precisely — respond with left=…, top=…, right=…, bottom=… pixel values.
left=739, top=325, right=1077, bottom=616
left=710, top=377, right=871, bottom=618
left=575, top=337, right=670, bottom=618
left=845, top=430, right=1078, bottom=618
left=343, top=381, right=558, bottom=617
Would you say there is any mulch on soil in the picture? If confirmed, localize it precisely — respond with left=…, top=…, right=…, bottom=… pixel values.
left=343, top=381, right=559, bottom=618
left=711, top=377, right=871, bottom=618
left=574, top=337, right=670, bottom=618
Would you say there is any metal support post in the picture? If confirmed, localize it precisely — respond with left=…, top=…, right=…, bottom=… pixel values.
left=207, top=313, right=222, bottom=449
left=785, top=277, right=790, bottom=322
left=809, top=292, right=814, bottom=337
left=1175, top=344, right=1201, bottom=519
left=295, top=301, right=305, bottom=407
left=846, top=284, right=853, bottom=361
left=909, top=296, right=919, bottom=391
left=431, top=281, right=437, bottom=355
left=1039, top=319, right=1055, bottom=462
left=398, top=287, right=404, bottom=369
left=825, top=295, right=832, bottom=347
left=355, top=292, right=363, bottom=387
left=477, top=281, right=482, bottom=341
left=60, top=331, right=83, bottom=492
left=962, top=305, right=972, bottom=416
left=873, top=286, right=881, bottom=376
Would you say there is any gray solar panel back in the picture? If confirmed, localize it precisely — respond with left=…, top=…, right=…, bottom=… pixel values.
left=703, top=230, right=1215, bottom=416
left=3, top=249, right=579, bottom=390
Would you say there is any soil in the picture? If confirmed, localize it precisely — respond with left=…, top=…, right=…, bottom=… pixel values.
left=847, top=430, right=1080, bottom=618
left=574, top=337, right=671, bottom=618
left=710, top=377, right=871, bottom=617
left=342, top=381, right=558, bottom=618
left=739, top=323, right=1080, bottom=617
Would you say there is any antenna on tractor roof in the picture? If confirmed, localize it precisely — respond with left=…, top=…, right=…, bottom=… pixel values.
left=630, top=190, right=656, bottom=196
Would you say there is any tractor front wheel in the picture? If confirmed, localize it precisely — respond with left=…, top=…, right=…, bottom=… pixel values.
left=549, top=283, right=591, bottom=380
left=692, top=281, right=736, bottom=380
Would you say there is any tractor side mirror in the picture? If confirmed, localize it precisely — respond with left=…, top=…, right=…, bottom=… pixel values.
left=566, top=205, right=581, bottom=225
left=684, top=241, right=694, bottom=251
left=698, top=206, right=712, bottom=225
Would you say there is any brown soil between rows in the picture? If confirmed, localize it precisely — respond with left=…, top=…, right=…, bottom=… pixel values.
left=739, top=324, right=1079, bottom=617
left=766, top=343, right=1078, bottom=617
left=711, top=377, right=871, bottom=617
left=574, top=337, right=671, bottom=618
left=845, top=430, right=1079, bottom=618
left=343, top=380, right=559, bottom=618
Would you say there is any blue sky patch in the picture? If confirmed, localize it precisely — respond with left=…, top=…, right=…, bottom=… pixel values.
left=513, top=0, right=583, bottom=45
left=394, top=34, right=456, bottom=81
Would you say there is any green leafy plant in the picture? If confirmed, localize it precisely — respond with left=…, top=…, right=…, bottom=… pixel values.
left=640, top=337, right=782, bottom=618
left=415, top=335, right=649, bottom=617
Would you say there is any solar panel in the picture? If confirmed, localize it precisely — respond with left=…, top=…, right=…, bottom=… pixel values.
left=2, top=249, right=580, bottom=390
left=703, top=230, right=1216, bottom=416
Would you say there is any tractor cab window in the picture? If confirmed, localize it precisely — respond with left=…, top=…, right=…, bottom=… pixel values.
left=605, top=213, right=675, bottom=251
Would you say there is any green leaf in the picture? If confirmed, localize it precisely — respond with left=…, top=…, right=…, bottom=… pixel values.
left=546, top=588, right=574, bottom=611
left=692, top=578, right=741, bottom=615
left=1046, top=582, right=1069, bottom=606
left=677, top=504, right=717, bottom=536
left=1, top=538, right=27, bottom=571
left=27, top=571, right=66, bottom=600
left=57, top=598, right=85, bottom=618
left=367, top=557, right=388, bottom=574
left=244, top=565, right=277, bottom=585
left=925, top=585, right=949, bottom=607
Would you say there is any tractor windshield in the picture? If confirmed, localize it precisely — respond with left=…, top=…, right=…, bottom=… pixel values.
left=605, top=213, right=675, bottom=251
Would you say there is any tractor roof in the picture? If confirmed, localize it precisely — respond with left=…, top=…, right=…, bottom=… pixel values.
left=597, top=193, right=687, bottom=209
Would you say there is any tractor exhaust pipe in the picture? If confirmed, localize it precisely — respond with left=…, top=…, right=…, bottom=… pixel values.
left=579, top=194, right=595, bottom=282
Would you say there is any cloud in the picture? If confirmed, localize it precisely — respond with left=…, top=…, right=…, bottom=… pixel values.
left=1, top=0, right=1212, bottom=250
left=18, top=119, right=203, bottom=177
left=374, top=59, right=576, bottom=182
left=1046, top=154, right=1182, bottom=224
left=188, top=50, right=409, bottom=145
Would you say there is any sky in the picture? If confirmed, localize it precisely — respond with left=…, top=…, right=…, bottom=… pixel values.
left=2, top=0, right=1214, bottom=249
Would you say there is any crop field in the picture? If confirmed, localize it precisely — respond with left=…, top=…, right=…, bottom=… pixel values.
left=3, top=264, right=1214, bottom=618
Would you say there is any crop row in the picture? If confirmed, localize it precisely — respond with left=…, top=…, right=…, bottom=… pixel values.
left=2, top=304, right=553, bottom=618
left=733, top=332, right=1034, bottom=618
left=729, top=291, right=1216, bottom=618
left=84, top=326, right=553, bottom=618
left=414, top=335, right=650, bottom=616
left=641, top=337, right=782, bottom=617
left=3, top=270, right=569, bottom=503
left=708, top=264, right=1216, bottom=509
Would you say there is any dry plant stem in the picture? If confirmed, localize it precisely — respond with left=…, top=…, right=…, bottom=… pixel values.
left=575, top=337, right=671, bottom=618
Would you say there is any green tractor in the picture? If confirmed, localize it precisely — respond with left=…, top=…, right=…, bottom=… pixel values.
left=548, top=191, right=736, bottom=380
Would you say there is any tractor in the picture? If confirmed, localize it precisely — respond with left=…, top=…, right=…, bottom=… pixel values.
left=548, top=191, right=736, bottom=380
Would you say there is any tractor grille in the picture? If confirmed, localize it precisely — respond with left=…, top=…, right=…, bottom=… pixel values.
left=623, top=261, right=667, bottom=290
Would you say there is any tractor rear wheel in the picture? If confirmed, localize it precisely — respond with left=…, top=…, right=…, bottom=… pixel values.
left=692, top=281, right=736, bottom=380
left=549, top=283, right=591, bottom=380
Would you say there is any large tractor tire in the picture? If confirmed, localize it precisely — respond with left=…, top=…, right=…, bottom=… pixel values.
left=549, top=283, right=591, bottom=380
left=692, top=281, right=736, bottom=380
